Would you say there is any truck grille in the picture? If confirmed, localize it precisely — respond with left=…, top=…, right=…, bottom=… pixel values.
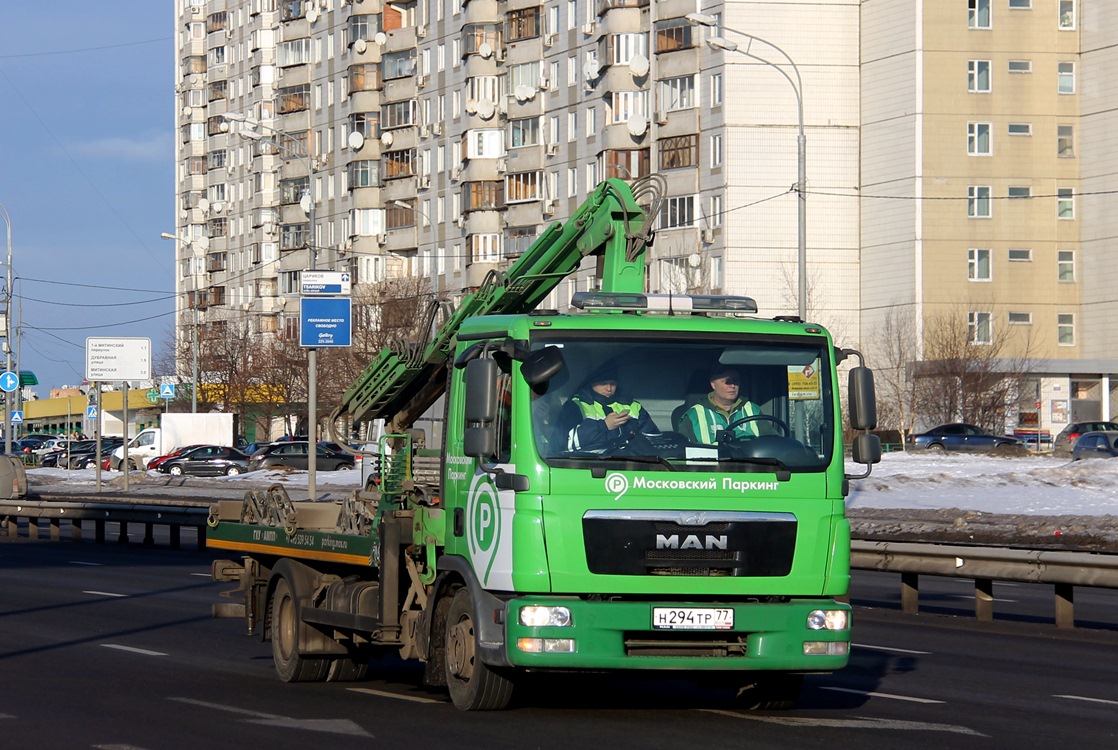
left=582, top=510, right=797, bottom=577
left=623, top=631, right=750, bottom=657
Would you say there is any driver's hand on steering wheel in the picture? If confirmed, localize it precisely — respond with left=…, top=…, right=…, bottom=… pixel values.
left=604, top=410, right=631, bottom=430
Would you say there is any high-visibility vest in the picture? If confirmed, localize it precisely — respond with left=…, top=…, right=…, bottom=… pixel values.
left=567, top=396, right=644, bottom=451
left=682, top=398, right=759, bottom=444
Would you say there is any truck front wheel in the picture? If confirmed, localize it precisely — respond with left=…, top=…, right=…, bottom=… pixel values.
left=444, top=588, right=513, bottom=710
left=736, top=673, right=803, bottom=710
left=271, top=576, right=328, bottom=682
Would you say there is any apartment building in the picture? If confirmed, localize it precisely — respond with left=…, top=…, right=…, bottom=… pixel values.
left=171, top=0, right=862, bottom=373
left=861, top=0, right=1118, bottom=432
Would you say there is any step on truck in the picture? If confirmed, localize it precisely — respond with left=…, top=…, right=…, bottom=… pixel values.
left=206, top=177, right=881, bottom=710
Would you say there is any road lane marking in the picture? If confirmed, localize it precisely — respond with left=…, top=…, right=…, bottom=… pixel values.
left=820, top=686, right=945, bottom=704
left=71, top=561, right=104, bottom=566
left=699, top=709, right=984, bottom=735
left=170, top=698, right=372, bottom=737
left=1055, top=694, right=1118, bottom=706
left=853, top=643, right=931, bottom=655
left=85, top=591, right=128, bottom=598
left=348, top=687, right=443, bottom=704
left=102, top=644, right=168, bottom=657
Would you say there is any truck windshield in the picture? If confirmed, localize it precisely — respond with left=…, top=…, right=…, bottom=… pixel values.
left=530, top=333, right=834, bottom=472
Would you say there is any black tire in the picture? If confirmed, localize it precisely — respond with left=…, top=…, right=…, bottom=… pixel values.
left=326, top=654, right=370, bottom=682
left=169, top=465, right=184, bottom=476
left=271, top=576, right=329, bottom=682
left=337, top=463, right=353, bottom=471
left=225, top=466, right=242, bottom=476
left=736, top=673, right=803, bottom=710
left=927, top=443, right=946, bottom=452
left=444, top=588, right=514, bottom=710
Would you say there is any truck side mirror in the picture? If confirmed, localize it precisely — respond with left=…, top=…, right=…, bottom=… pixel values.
left=852, top=433, right=881, bottom=466
left=464, top=358, right=498, bottom=458
left=848, top=366, right=877, bottom=431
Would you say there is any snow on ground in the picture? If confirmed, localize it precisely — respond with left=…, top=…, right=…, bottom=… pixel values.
left=28, top=451, right=1118, bottom=516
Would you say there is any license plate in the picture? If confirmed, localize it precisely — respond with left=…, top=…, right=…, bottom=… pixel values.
left=652, top=607, right=734, bottom=631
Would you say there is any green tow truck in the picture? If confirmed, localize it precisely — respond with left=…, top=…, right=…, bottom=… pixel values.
left=207, top=177, right=881, bottom=710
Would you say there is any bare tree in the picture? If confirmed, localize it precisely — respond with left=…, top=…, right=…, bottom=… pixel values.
left=913, top=308, right=1042, bottom=432
left=866, top=305, right=921, bottom=441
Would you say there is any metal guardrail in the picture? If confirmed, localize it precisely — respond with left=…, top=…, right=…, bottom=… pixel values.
left=4, top=496, right=1117, bottom=629
left=0, top=499, right=208, bottom=550
left=851, top=539, right=1118, bottom=629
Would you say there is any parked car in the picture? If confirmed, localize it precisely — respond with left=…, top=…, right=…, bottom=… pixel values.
left=241, top=441, right=273, bottom=457
left=908, top=423, right=1023, bottom=453
left=156, top=445, right=252, bottom=476
left=147, top=444, right=205, bottom=471
left=63, top=438, right=124, bottom=469
left=1070, top=431, right=1118, bottom=461
left=1053, top=421, right=1118, bottom=456
left=248, top=441, right=355, bottom=472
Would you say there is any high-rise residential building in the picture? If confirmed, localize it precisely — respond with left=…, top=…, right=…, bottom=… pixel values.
left=861, top=0, right=1118, bottom=432
left=175, top=0, right=1116, bottom=436
left=171, top=0, right=860, bottom=371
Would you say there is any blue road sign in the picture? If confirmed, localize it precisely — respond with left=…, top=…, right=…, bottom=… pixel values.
left=0, top=371, right=17, bottom=393
left=300, top=297, right=352, bottom=348
left=86, top=406, right=99, bottom=420
left=11, top=410, right=22, bottom=424
left=160, top=383, right=176, bottom=399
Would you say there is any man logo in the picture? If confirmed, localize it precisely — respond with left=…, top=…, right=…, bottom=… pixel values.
left=655, top=534, right=729, bottom=550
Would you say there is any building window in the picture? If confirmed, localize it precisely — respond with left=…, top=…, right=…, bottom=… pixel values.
left=509, top=117, right=541, bottom=148
left=1008, top=123, right=1032, bottom=136
left=1057, top=125, right=1075, bottom=157
left=968, top=60, right=991, bottom=92
left=1057, top=313, right=1075, bottom=345
left=1008, top=312, right=1032, bottom=325
left=1008, top=248, right=1032, bottom=262
left=278, top=37, right=313, bottom=67
left=348, top=64, right=380, bottom=93
left=1008, top=60, right=1032, bottom=73
left=655, top=18, right=694, bottom=53
left=1059, top=1, right=1075, bottom=30
left=383, top=50, right=417, bottom=80
left=711, top=73, right=723, bottom=106
left=710, top=194, right=723, bottom=227
left=464, top=181, right=505, bottom=211
left=968, top=122, right=992, bottom=155
left=1058, top=62, right=1075, bottom=93
left=1057, top=188, right=1075, bottom=219
left=384, top=149, right=418, bottom=179
left=969, top=0, right=991, bottom=29
left=658, top=134, right=698, bottom=169
left=660, top=75, right=696, bottom=111
left=348, top=14, right=379, bottom=44
left=660, top=195, right=695, bottom=228
left=602, top=148, right=649, bottom=180
left=1009, top=0, right=1031, bottom=7
left=711, top=134, right=723, bottom=167
left=506, top=171, right=541, bottom=203
left=968, top=248, right=991, bottom=281
left=1057, top=250, right=1076, bottom=281
left=506, top=7, right=541, bottom=42
left=610, top=90, right=648, bottom=123
left=968, top=311, right=992, bottom=345
left=968, top=186, right=992, bottom=218
left=382, top=101, right=416, bottom=130
left=281, top=223, right=309, bottom=250
left=470, top=234, right=502, bottom=265
left=349, top=111, right=379, bottom=139
left=600, top=33, right=648, bottom=66
left=347, top=161, right=379, bottom=189
left=278, top=84, right=310, bottom=113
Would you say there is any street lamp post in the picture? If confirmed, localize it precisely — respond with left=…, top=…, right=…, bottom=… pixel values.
left=0, top=203, right=11, bottom=455
left=224, top=114, right=321, bottom=500
left=686, top=14, right=807, bottom=322
left=161, top=232, right=199, bottom=413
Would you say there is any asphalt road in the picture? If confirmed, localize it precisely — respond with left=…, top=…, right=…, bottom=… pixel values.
left=3, top=539, right=1118, bottom=749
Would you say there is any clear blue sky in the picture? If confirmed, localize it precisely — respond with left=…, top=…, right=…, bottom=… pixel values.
left=0, top=2, right=174, bottom=393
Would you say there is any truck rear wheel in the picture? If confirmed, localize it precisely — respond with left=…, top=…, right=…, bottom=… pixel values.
left=736, top=673, right=803, bottom=710
left=444, top=588, right=514, bottom=710
left=271, top=576, right=329, bottom=682
left=326, top=653, right=369, bottom=682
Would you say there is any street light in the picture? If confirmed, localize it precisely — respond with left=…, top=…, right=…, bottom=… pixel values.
left=686, top=13, right=808, bottom=322
left=0, top=202, right=11, bottom=455
left=223, top=113, right=322, bottom=500
left=161, top=232, right=198, bottom=413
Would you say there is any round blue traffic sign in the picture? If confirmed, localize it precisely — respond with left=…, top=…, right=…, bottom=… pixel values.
left=0, top=371, right=18, bottom=393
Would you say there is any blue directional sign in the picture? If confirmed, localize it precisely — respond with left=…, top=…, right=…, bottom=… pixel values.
left=0, top=371, right=18, bottom=393
left=10, top=410, right=22, bottom=425
left=300, top=297, right=352, bottom=348
left=86, top=406, right=99, bottom=420
left=160, top=383, right=176, bottom=399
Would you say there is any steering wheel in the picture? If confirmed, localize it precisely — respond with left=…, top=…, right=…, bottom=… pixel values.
left=722, top=414, right=790, bottom=439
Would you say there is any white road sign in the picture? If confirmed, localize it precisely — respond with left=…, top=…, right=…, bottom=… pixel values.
left=86, top=337, right=152, bottom=381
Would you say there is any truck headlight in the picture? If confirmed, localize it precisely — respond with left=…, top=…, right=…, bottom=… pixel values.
left=517, top=638, right=576, bottom=654
left=806, top=609, right=849, bottom=631
left=519, top=605, right=572, bottom=628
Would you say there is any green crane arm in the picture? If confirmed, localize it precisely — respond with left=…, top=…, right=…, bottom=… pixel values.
left=338, top=178, right=654, bottom=428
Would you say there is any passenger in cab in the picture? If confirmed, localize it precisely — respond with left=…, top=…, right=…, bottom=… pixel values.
left=555, top=364, right=658, bottom=453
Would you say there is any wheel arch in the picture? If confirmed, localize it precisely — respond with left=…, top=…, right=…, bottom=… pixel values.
left=417, top=556, right=511, bottom=670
